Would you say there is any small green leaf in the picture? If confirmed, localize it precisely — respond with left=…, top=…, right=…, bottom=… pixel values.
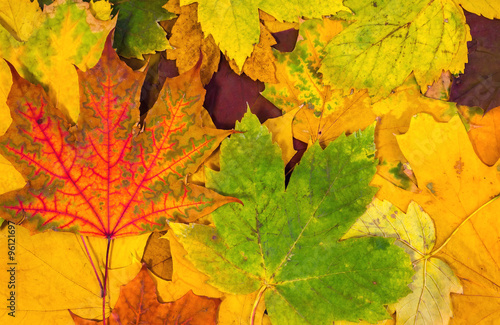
left=171, top=111, right=414, bottom=324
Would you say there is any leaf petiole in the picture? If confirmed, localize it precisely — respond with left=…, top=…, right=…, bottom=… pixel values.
left=80, top=235, right=104, bottom=294
left=250, top=285, right=268, bottom=325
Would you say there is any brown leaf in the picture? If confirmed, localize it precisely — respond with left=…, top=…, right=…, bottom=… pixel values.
left=70, top=265, right=221, bottom=324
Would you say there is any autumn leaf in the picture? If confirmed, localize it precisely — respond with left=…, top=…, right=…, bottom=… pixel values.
left=0, top=36, right=234, bottom=238
left=0, top=59, right=24, bottom=196
left=320, top=0, right=470, bottom=99
left=343, top=199, right=463, bottom=325
left=171, top=111, right=413, bottom=324
left=141, top=231, right=173, bottom=280
left=155, top=231, right=223, bottom=302
left=0, top=224, right=149, bottom=324
left=181, top=0, right=349, bottom=69
left=457, top=0, right=500, bottom=19
left=0, top=0, right=42, bottom=42
left=262, top=18, right=375, bottom=146
left=227, top=23, right=278, bottom=83
left=458, top=105, right=500, bottom=166
left=376, top=114, right=500, bottom=324
left=167, top=3, right=220, bottom=85
left=373, top=76, right=456, bottom=189
left=71, top=265, right=221, bottom=325
left=0, top=0, right=115, bottom=122
left=450, top=11, right=500, bottom=111
left=110, top=0, right=175, bottom=59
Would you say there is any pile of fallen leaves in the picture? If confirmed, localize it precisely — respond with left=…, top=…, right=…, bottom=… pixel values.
left=0, top=0, right=499, bottom=324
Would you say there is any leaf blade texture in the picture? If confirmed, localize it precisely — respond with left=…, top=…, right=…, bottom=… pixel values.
left=320, top=0, right=470, bottom=98
left=376, top=114, right=500, bottom=324
left=343, top=199, right=463, bottom=325
left=0, top=37, right=233, bottom=238
left=171, top=111, right=413, bottom=324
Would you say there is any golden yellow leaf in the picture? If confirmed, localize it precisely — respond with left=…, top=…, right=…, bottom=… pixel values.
left=0, top=60, right=24, bottom=196
left=228, top=24, right=277, bottom=83
left=375, top=114, right=500, bottom=324
left=0, top=59, right=12, bottom=136
left=263, top=108, right=298, bottom=164
left=0, top=154, right=25, bottom=195
left=167, top=3, right=220, bottom=85
left=0, top=0, right=42, bottom=41
left=259, top=11, right=298, bottom=33
left=457, top=0, right=500, bottom=19
left=394, top=114, right=500, bottom=247
left=0, top=225, right=148, bottom=323
left=155, top=231, right=223, bottom=302
left=458, top=105, right=500, bottom=166
left=218, top=291, right=267, bottom=325
left=374, top=77, right=456, bottom=189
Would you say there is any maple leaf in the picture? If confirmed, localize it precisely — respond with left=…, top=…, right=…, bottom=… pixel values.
left=373, top=76, right=456, bottom=189
left=71, top=265, right=221, bottom=324
left=181, top=0, right=349, bottom=69
left=343, top=199, right=463, bottom=325
left=262, top=18, right=375, bottom=146
left=110, top=0, right=175, bottom=59
left=375, top=114, right=500, bottom=324
left=0, top=37, right=234, bottom=238
left=450, top=11, right=500, bottom=112
left=0, top=0, right=115, bottom=122
left=320, top=0, right=470, bottom=99
left=171, top=111, right=413, bottom=324
left=167, top=3, right=220, bottom=85
left=458, top=105, right=500, bottom=166
left=0, top=224, right=149, bottom=323
left=0, top=0, right=42, bottom=42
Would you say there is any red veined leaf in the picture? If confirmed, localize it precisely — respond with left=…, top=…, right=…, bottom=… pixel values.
left=0, top=36, right=235, bottom=238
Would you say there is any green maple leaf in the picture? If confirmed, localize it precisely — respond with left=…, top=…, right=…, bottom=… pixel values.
left=320, top=0, right=470, bottom=99
left=170, top=111, right=413, bottom=324
left=111, top=0, right=175, bottom=59
left=181, top=0, right=349, bottom=69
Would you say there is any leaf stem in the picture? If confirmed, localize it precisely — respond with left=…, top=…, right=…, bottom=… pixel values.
left=431, top=195, right=499, bottom=257
left=102, top=236, right=112, bottom=325
left=80, top=235, right=103, bottom=293
left=250, top=285, right=267, bottom=325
